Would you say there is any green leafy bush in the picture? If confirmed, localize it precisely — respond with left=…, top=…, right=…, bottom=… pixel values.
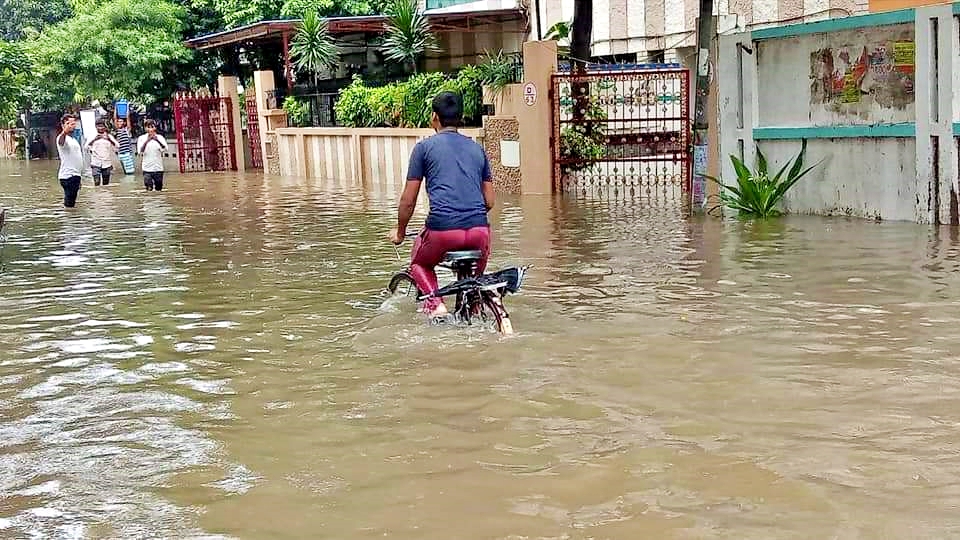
left=334, top=68, right=483, bottom=128
left=283, top=96, right=310, bottom=127
left=559, top=97, right=607, bottom=173
left=335, top=77, right=374, bottom=126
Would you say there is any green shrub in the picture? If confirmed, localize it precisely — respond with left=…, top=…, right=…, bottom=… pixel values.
left=336, top=77, right=375, bottom=127
left=282, top=96, right=310, bottom=127
left=442, top=65, right=483, bottom=122
left=559, top=97, right=608, bottom=173
left=403, top=72, right=446, bottom=127
left=334, top=69, right=483, bottom=128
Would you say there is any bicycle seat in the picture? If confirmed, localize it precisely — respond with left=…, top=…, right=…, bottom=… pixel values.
left=443, top=250, right=483, bottom=263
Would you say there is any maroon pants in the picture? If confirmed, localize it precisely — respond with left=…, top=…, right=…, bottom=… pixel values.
left=409, top=226, right=491, bottom=312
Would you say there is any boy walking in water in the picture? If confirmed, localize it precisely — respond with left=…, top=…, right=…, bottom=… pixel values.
left=115, top=113, right=134, bottom=175
left=87, top=121, right=118, bottom=186
left=136, top=119, right=167, bottom=191
left=56, top=114, right=84, bottom=207
left=389, top=91, right=495, bottom=318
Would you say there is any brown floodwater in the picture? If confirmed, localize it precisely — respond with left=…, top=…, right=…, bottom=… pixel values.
left=2, top=160, right=960, bottom=539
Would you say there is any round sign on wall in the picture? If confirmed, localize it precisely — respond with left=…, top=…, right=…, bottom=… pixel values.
left=522, top=83, right=537, bottom=106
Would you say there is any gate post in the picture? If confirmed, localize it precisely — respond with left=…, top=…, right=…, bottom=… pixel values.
left=518, top=40, right=557, bottom=195
left=217, top=75, right=246, bottom=172
left=253, top=70, right=275, bottom=170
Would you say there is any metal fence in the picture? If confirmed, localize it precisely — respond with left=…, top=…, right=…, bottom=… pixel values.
left=267, top=88, right=339, bottom=127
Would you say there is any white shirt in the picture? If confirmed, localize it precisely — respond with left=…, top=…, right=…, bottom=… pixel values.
left=137, top=134, right=167, bottom=172
left=57, top=134, right=84, bottom=179
left=88, top=134, right=118, bottom=167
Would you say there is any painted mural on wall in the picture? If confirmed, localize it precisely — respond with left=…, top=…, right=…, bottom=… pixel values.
left=809, top=37, right=915, bottom=113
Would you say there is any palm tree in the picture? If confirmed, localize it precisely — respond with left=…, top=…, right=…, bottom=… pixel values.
left=382, top=0, right=438, bottom=74
left=290, top=11, right=340, bottom=87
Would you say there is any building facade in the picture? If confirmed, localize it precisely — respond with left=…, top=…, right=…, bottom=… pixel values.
left=420, top=0, right=872, bottom=63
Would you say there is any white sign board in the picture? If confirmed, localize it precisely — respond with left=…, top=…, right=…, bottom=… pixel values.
left=79, top=109, right=97, bottom=144
left=500, top=140, right=520, bottom=168
left=522, top=83, right=537, bottom=106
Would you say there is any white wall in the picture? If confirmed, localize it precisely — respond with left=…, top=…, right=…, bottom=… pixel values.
left=756, top=25, right=917, bottom=127
left=769, top=138, right=918, bottom=221
left=717, top=6, right=959, bottom=224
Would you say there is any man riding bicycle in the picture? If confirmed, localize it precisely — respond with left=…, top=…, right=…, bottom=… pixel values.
left=389, top=91, right=495, bottom=318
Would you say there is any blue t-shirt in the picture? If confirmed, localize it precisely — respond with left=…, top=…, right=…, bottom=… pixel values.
left=406, top=130, right=492, bottom=231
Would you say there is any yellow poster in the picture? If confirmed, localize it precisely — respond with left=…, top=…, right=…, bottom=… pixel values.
left=893, top=41, right=915, bottom=66
left=840, top=73, right=860, bottom=103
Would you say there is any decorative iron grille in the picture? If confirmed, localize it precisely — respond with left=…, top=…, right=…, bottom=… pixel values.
left=551, top=67, right=691, bottom=200
left=172, top=92, right=237, bottom=174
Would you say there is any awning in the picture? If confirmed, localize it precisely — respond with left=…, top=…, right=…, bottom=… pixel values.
left=184, top=8, right=528, bottom=50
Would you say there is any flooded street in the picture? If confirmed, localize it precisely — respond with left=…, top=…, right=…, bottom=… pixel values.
left=4, top=160, right=960, bottom=539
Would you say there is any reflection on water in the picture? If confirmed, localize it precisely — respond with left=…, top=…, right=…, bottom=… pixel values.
left=2, top=160, right=960, bottom=539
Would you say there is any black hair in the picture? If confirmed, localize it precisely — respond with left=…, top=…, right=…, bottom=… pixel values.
left=143, top=119, right=157, bottom=129
left=60, top=113, right=76, bottom=125
left=431, top=91, right=463, bottom=127
left=95, top=120, right=106, bottom=127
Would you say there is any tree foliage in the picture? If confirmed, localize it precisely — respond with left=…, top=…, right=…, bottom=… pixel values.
left=382, top=0, right=437, bottom=74
left=0, top=0, right=73, bottom=41
left=214, top=0, right=388, bottom=29
left=0, top=0, right=394, bottom=115
left=543, top=20, right=571, bottom=56
left=27, top=0, right=191, bottom=105
left=150, top=0, right=226, bottom=98
left=213, top=0, right=279, bottom=28
left=0, top=40, right=31, bottom=124
left=281, top=0, right=388, bottom=18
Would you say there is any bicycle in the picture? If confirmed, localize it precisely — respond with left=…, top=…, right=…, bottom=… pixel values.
left=386, top=232, right=529, bottom=335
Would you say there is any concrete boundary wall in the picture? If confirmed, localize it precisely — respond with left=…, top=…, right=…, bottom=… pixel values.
left=274, top=127, right=483, bottom=194
left=718, top=2, right=959, bottom=223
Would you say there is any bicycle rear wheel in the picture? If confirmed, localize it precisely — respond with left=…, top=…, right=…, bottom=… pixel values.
left=482, top=291, right=514, bottom=334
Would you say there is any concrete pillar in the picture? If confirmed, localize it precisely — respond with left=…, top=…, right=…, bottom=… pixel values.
left=217, top=75, right=246, bottom=172
left=252, top=70, right=275, bottom=170
left=717, top=32, right=758, bottom=212
left=914, top=4, right=958, bottom=224
left=914, top=5, right=956, bottom=225
left=517, top=40, right=558, bottom=195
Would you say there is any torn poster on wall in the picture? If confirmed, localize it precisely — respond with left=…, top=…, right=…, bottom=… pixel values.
left=809, top=39, right=915, bottom=112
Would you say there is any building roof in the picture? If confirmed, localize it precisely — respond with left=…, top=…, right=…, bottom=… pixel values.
left=184, top=8, right=528, bottom=50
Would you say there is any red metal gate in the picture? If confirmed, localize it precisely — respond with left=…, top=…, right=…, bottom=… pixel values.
left=245, top=90, right=263, bottom=169
left=551, top=67, right=691, bottom=200
left=172, top=92, right=237, bottom=173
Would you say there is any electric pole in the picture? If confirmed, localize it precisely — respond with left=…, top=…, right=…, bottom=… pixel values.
left=692, top=0, right=717, bottom=209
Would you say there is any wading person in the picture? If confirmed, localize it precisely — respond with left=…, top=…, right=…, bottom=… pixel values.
left=389, top=91, right=495, bottom=318
left=87, top=121, right=118, bottom=186
left=136, top=119, right=167, bottom=191
left=115, top=114, right=134, bottom=175
left=56, top=114, right=84, bottom=208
